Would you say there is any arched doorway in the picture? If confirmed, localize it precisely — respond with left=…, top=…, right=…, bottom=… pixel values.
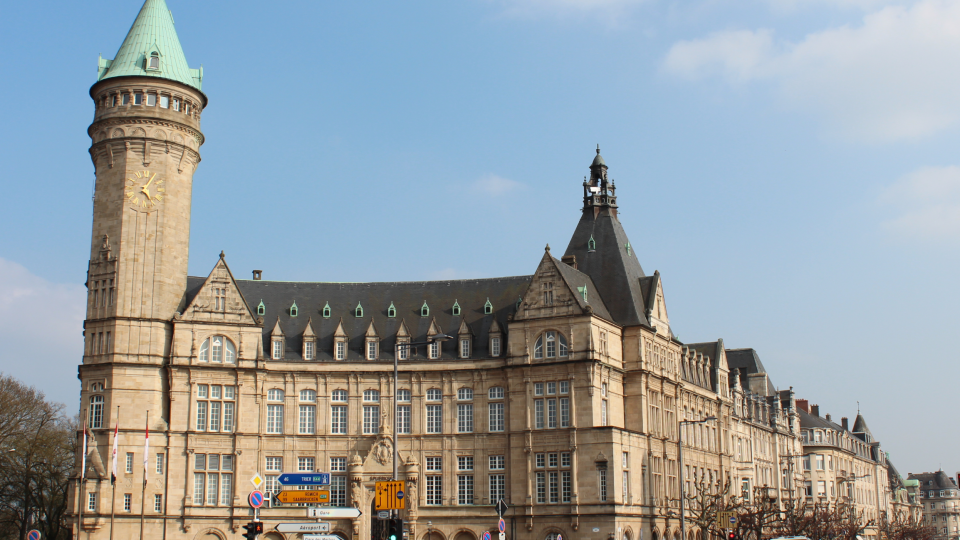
left=454, top=531, right=477, bottom=540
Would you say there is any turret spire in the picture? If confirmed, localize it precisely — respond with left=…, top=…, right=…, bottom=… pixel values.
left=97, top=0, right=203, bottom=90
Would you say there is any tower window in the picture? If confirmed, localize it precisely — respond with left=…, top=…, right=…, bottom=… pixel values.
left=111, top=95, right=118, bottom=107
left=484, top=298, right=493, bottom=315
left=160, top=95, right=169, bottom=108
left=122, top=94, right=130, bottom=105
left=134, top=93, right=143, bottom=105
left=147, top=53, right=160, bottom=70
left=146, top=94, right=156, bottom=106
left=387, top=302, right=396, bottom=318
left=257, top=300, right=265, bottom=316
left=172, top=98, right=180, bottom=111
left=421, top=301, right=429, bottom=317
left=452, top=300, right=461, bottom=316
left=588, top=235, right=596, bottom=251
left=322, top=302, right=331, bottom=318
left=355, top=303, right=363, bottom=318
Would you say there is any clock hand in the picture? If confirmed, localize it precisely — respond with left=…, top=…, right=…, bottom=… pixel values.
left=141, top=186, right=151, bottom=198
left=143, top=173, right=156, bottom=189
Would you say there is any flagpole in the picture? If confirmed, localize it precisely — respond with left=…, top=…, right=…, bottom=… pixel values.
left=78, top=409, right=88, bottom=540
left=139, top=411, right=148, bottom=540
left=110, top=407, right=119, bottom=540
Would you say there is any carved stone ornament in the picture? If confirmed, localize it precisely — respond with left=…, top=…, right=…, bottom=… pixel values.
left=371, top=437, right=393, bottom=466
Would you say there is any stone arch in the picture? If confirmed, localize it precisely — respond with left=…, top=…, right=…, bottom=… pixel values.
left=112, top=128, right=125, bottom=138
left=192, top=528, right=226, bottom=540
left=153, top=129, right=166, bottom=140
left=454, top=531, right=477, bottom=540
left=262, top=532, right=284, bottom=540
left=330, top=530, right=350, bottom=540
left=131, top=127, right=146, bottom=138
left=423, top=530, right=446, bottom=540
left=541, top=525, right=565, bottom=540
left=673, top=530, right=681, bottom=540
left=651, top=528, right=660, bottom=540
left=623, top=526, right=633, bottom=540
left=172, top=133, right=184, bottom=144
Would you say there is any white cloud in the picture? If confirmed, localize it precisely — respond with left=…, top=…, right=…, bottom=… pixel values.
left=879, top=166, right=960, bottom=240
left=471, top=174, right=524, bottom=196
left=662, top=0, right=960, bottom=142
left=0, top=258, right=85, bottom=404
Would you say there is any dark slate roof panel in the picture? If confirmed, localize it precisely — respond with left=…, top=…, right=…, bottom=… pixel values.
left=551, top=256, right=614, bottom=322
left=187, top=275, right=531, bottom=361
left=563, top=207, right=649, bottom=327
left=908, top=471, right=960, bottom=491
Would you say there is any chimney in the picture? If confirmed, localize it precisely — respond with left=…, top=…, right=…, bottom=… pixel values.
left=811, top=404, right=820, bottom=417
left=561, top=255, right=577, bottom=269
left=825, top=414, right=832, bottom=422
left=253, top=270, right=262, bottom=280
left=842, top=417, right=849, bottom=430
left=795, top=399, right=809, bottom=413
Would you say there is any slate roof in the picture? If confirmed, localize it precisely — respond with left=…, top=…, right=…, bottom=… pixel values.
left=550, top=253, right=614, bottom=322
left=888, top=458, right=905, bottom=491
left=563, top=152, right=649, bottom=328
left=908, top=471, right=960, bottom=493
left=98, top=0, right=203, bottom=90
left=185, top=275, right=531, bottom=361
left=798, top=408, right=845, bottom=432
left=725, top=348, right=775, bottom=396
left=852, top=414, right=874, bottom=442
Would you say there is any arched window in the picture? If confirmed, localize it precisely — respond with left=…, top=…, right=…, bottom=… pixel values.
left=300, top=389, right=316, bottom=402
left=546, top=534, right=561, bottom=540
left=148, top=53, right=160, bottom=70
left=534, top=331, right=568, bottom=359
left=363, top=390, right=380, bottom=402
left=426, top=388, right=442, bottom=401
left=457, top=388, right=473, bottom=400
left=200, top=336, right=236, bottom=363
left=331, top=390, right=347, bottom=402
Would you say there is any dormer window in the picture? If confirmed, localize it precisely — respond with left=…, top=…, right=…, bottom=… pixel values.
left=322, top=302, right=331, bottom=318
left=147, top=52, right=160, bottom=70
left=588, top=235, right=596, bottom=251
left=272, top=338, right=284, bottom=360
left=355, top=303, right=363, bottom=318
left=484, top=298, right=493, bottom=314
left=387, top=302, right=396, bottom=318
left=257, top=300, right=265, bottom=316
left=452, top=300, right=461, bottom=316
left=421, top=301, right=429, bottom=317
left=290, top=301, right=298, bottom=317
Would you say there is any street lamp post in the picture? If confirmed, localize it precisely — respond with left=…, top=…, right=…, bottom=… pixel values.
left=392, top=334, right=453, bottom=519
left=679, top=416, right=717, bottom=540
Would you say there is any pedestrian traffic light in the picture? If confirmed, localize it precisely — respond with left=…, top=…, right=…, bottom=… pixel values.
left=242, top=521, right=263, bottom=540
left=388, top=518, right=404, bottom=540
left=727, top=532, right=737, bottom=540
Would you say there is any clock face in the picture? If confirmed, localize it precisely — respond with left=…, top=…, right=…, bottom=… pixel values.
left=124, top=170, right=166, bottom=211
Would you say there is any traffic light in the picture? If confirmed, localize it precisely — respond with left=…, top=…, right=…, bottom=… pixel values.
left=388, top=518, right=404, bottom=540
left=727, top=532, right=738, bottom=540
left=242, top=521, right=263, bottom=540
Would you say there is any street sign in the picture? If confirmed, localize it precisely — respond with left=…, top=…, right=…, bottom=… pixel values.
left=274, top=490, right=330, bottom=504
left=249, top=490, right=264, bottom=508
left=308, top=507, right=363, bottom=519
left=277, top=523, right=334, bottom=533
left=250, top=473, right=264, bottom=489
left=498, top=518, right=506, bottom=534
left=375, top=481, right=406, bottom=510
left=717, top=512, right=738, bottom=526
left=303, top=536, right=342, bottom=540
left=496, top=499, right=509, bottom=517
left=378, top=511, right=390, bottom=519
left=27, top=531, right=41, bottom=540
left=499, top=534, right=505, bottom=540
left=483, top=532, right=491, bottom=540
left=278, top=473, right=331, bottom=486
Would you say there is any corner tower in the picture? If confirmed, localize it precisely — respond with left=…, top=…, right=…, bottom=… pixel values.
left=81, top=0, right=204, bottom=431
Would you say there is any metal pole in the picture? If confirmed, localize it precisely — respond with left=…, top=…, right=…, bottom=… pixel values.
left=393, top=343, right=400, bottom=520
left=679, top=422, right=686, bottom=540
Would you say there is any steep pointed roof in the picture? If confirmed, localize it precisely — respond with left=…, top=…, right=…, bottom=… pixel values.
left=852, top=414, right=874, bottom=441
left=563, top=149, right=648, bottom=327
left=98, top=0, right=203, bottom=90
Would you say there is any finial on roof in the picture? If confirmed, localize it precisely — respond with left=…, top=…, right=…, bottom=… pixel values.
left=545, top=244, right=550, bottom=252
left=597, top=144, right=600, bottom=154
left=219, top=250, right=225, bottom=259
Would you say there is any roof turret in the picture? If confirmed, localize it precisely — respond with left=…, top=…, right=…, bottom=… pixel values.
left=97, top=0, right=203, bottom=90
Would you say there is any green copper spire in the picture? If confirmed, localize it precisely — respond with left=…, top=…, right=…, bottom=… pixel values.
left=97, top=0, right=202, bottom=90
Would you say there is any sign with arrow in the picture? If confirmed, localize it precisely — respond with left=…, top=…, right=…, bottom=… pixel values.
left=496, top=499, right=509, bottom=517
left=308, top=507, right=363, bottom=519
left=277, top=523, right=332, bottom=533
left=274, top=490, right=330, bottom=505
left=278, top=473, right=331, bottom=486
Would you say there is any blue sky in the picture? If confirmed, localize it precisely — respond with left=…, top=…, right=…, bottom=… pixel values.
left=1, top=0, right=958, bottom=476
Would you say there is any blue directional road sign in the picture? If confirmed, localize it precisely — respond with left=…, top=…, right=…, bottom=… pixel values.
left=277, top=473, right=331, bottom=486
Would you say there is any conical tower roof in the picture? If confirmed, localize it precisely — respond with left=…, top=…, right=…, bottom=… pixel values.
left=97, top=0, right=202, bottom=90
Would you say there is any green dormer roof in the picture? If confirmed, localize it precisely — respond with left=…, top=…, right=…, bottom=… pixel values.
left=97, top=0, right=202, bottom=90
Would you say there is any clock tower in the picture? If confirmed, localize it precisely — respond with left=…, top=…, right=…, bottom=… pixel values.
left=79, top=0, right=204, bottom=480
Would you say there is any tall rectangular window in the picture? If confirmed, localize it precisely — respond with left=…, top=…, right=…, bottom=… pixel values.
left=601, top=400, right=608, bottom=426
left=426, top=476, right=442, bottom=505
left=123, top=493, right=132, bottom=512
left=460, top=339, right=470, bottom=358
left=491, top=337, right=501, bottom=357
left=458, top=403, right=474, bottom=433
left=427, top=405, right=442, bottom=434
left=367, top=341, right=377, bottom=360
left=599, top=466, right=608, bottom=502
left=489, top=402, right=505, bottom=432
left=489, top=474, right=505, bottom=503
left=304, top=341, right=315, bottom=360
left=331, top=406, right=347, bottom=434
left=549, top=471, right=559, bottom=503
left=267, top=404, right=284, bottom=434
left=223, top=402, right=235, bottom=432
left=363, top=405, right=380, bottom=434
left=560, top=398, right=570, bottom=427
left=458, top=475, right=474, bottom=505
left=397, top=405, right=411, bottom=434
left=547, top=398, right=557, bottom=428
left=335, top=341, right=345, bottom=360
left=331, top=475, right=347, bottom=506
left=210, top=402, right=221, bottom=431
left=300, top=404, right=316, bottom=434
left=156, top=453, right=165, bottom=475
left=154, top=494, right=163, bottom=512
left=90, top=396, right=104, bottom=429
left=561, top=471, right=572, bottom=502
left=536, top=472, right=546, bottom=503
left=126, top=453, right=134, bottom=474
left=535, top=400, right=544, bottom=429
left=194, top=473, right=205, bottom=505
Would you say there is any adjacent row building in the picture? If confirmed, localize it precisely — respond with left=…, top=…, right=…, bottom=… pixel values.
left=67, top=1, right=917, bottom=540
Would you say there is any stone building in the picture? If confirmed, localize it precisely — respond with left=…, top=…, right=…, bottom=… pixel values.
left=909, top=471, right=960, bottom=540
left=67, top=2, right=891, bottom=540
left=797, top=405, right=892, bottom=540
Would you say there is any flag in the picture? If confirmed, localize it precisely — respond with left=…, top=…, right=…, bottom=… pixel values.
left=143, top=416, right=149, bottom=484
left=81, top=414, right=88, bottom=481
left=111, top=417, right=119, bottom=485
